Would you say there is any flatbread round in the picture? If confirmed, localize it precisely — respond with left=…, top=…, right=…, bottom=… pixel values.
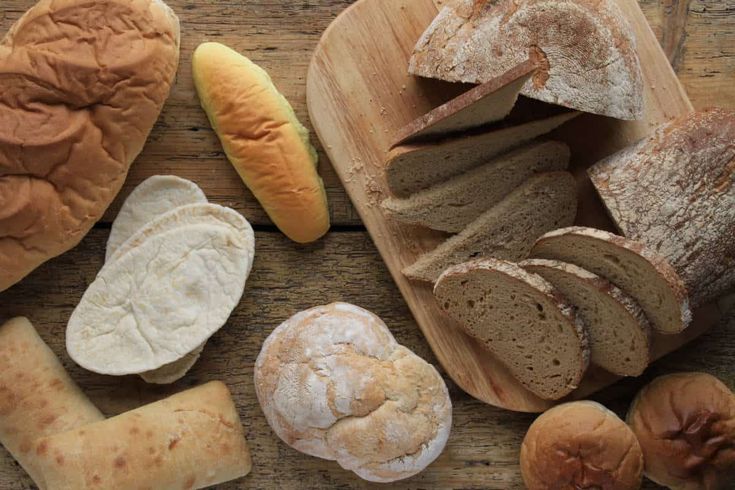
left=106, top=175, right=207, bottom=261
left=139, top=343, right=205, bottom=384
left=68, top=223, right=251, bottom=375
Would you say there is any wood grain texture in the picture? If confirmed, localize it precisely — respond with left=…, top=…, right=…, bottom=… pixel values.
left=306, top=0, right=723, bottom=412
left=0, top=0, right=735, bottom=488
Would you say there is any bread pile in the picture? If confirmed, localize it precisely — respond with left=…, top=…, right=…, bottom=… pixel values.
left=67, top=176, right=255, bottom=384
left=0, top=317, right=252, bottom=489
left=255, top=303, right=452, bottom=482
left=0, top=0, right=180, bottom=293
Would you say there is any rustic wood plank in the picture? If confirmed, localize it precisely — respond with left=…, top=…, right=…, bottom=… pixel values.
left=0, top=229, right=732, bottom=489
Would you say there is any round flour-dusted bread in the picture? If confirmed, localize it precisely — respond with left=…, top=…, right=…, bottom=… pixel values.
left=67, top=223, right=252, bottom=375
left=254, top=303, right=452, bottom=483
left=106, top=175, right=207, bottom=260
left=521, top=401, right=644, bottom=489
left=627, top=372, right=735, bottom=489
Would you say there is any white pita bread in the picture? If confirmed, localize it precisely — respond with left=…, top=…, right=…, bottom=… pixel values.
left=106, top=175, right=207, bottom=261
left=139, top=343, right=205, bottom=384
left=68, top=223, right=252, bottom=375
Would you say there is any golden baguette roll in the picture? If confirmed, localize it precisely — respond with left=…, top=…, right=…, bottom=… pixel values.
left=32, top=381, right=252, bottom=490
left=0, top=317, right=103, bottom=485
left=193, top=42, right=330, bottom=243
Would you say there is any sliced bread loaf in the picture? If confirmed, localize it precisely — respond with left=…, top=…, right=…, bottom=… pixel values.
left=403, top=171, right=577, bottom=282
left=434, top=258, right=590, bottom=400
left=385, top=111, right=579, bottom=197
left=393, top=59, right=537, bottom=146
left=382, top=140, right=570, bottom=232
left=530, top=227, right=691, bottom=334
left=522, top=258, right=652, bottom=377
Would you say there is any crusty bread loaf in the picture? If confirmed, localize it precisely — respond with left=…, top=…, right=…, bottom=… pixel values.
left=193, top=42, right=330, bottom=243
left=404, top=171, right=577, bottom=283
left=386, top=111, right=579, bottom=197
left=589, top=109, right=735, bottom=307
left=255, top=303, right=452, bottom=482
left=409, top=0, right=643, bottom=120
left=0, top=0, right=181, bottom=292
left=382, top=140, right=570, bottom=232
left=531, top=227, right=691, bottom=335
left=0, top=317, right=103, bottom=486
left=522, top=259, right=652, bottom=377
left=393, top=58, right=537, bottom=145
left=627, top=371, right=735, bottom=490
left=31, top=381, right=251, bottom=490
left=434, top=259, right=589, bottom=400
left=521, top=401, right=644, bottom=489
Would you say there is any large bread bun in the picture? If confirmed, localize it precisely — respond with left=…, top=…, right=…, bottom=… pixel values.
left=627, top=372, right=735, bottom=489
left=521, top=401, right=644, bottom=489
left=254, top=303, right=452, bottom=482
left=0, top=0, right=180, bottom=292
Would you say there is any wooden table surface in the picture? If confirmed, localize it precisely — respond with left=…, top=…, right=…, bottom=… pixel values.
left=1, top=1, right=734, bottom=488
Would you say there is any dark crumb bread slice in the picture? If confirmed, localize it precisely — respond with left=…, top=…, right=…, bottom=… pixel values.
left=403, top=171, right=577, bottom=283
left=530, top=227, right=691, bottom=334
left=522, top=258, right=652, bottom=377
left=382, top=140, right=570, bottom=233
left=434, top=258, right=590, bottom=400
left=385, top=111, right=579, bottom=197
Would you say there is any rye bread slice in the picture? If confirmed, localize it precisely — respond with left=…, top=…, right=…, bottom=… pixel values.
left=403, top=171, right=577, bottom=283
left=385, top=111, right=579, bottom=197
left=530, top=227, right=692, bottom=334
left=382, top=140, right=570, bottom=232
left=434, top=258, right=590, bottom=400
left=522, top=258, right=652, bottom=377
left=393, top=59, right=537, bottom=146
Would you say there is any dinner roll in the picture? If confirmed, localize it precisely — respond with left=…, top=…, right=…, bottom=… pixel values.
left=521, top=401, right=644, bottom=489
left=627, top=372, right=735, bottom=489
left=0, top=0, right=180, bottom=292
left=254, top=303, right=452, bottom=482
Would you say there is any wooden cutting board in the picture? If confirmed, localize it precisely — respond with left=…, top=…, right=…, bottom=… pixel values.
left=306, top=0, right=723, bottom=412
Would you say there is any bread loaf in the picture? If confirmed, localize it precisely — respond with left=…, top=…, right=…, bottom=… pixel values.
left=0, top=317, right=103, bottom=486
left=193, top=42, right=330, bottom=243
left=394, top=58, right=537, bottom=145
left=434, top=259, right=589, bottom=400
left=521, top=401, right=644, bottom=489
left=31, top=381, right=252, bottom=490
left=409, top=0, right=643, bottom=120
left=382, top=140, right=570, bottom=232
left=0, top=0, right=180, bottom=292
left=589, top=109, right=735, bottom=307
left=255, top=303, right=452, bottom=482
left=627, top=371, right=735, bottom=489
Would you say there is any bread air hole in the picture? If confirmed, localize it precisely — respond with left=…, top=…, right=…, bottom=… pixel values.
left=553, top=359, right=560, bottom=366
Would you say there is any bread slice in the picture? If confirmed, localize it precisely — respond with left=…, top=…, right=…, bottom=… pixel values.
left=403, top=171, right=577, bottom=283
left=385, top=111, right=579, bottom=197
left=409, top=0, right=644, bottom=120
left=393, top=59, right=537, bottom=146
left=522, top=258, right=652, bottom=376
left=382, top=140, right=570, bottom=232
left=434, top=259, right=590, bottom=400
left=530, top=227, right=692, bottom=334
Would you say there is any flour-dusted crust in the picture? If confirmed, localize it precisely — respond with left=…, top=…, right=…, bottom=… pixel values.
left=106, top=176, right=208, bottom=261
left=409, top=0, right=643, bottom=120
left=393, top=58, right=537, bottom=146
left=590, top=109, right=735, bottom=307
left=254, top=303, right=452, bottom=483
left=67, top=223, right=252, bottom=375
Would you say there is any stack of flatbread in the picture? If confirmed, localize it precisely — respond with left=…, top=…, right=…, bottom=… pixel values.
left=66, top=176, right=255, bottom=384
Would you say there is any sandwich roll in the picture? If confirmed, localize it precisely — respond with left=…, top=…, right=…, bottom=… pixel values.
left=193, top=42, right=330, bottom=243
left=31, top=381, right=252, bottom=490
left=0, top=317, right=103, bottom=485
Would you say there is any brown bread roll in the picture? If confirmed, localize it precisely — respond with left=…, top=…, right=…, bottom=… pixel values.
left=0, top=317, right=103, bottom=485
left=31, top=381, right=252, bottom=490
left=521, top=401, right=644, bottom=489
left=627, top=372, right=735, bottom=489
left=0, top=0, right=180, bottom=292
